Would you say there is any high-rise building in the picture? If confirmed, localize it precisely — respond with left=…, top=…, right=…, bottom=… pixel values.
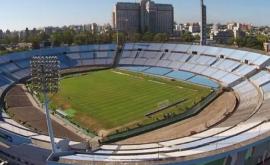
left=0, top=30, right=3, bottom=39
left=200, top=0, right=207, bottom=45
left=264, top=42, right=270, bottom=53
left=112, top=0, right=174, bottom=34
left=227, top=22, right=236, bottom=30
left=175, top=24, right=184, bottom=32
left=233, top=27, right=246, bottom=39
left=83, top=24, right=92, bottom=32
left=189, top=23, right=201, bottom=33
left=227, top=22, right=253, bottom=32
left=212, top=24, right=220, bottom=35
left=91, top=23, right=98, bottom=33
left=212, top=30, right=234, bottom=44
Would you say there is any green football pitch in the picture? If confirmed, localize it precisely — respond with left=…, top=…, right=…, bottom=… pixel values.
left=50, top=69, right=212, bottom=134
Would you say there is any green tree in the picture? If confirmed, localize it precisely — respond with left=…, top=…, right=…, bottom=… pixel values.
left=227, top=37, right=235, bottom=45
left=84, top=32, right=96, bottom=44
left=39, top=32, right=50, bottom=41
left=63, top=29, right=75, bottom=45
left=99, top=32, right=112, bottom=43
left=194, top=34, right=200, bottom=41
left=245, top=36, right=262, bottom=50
left=142, top=32, right=154, bottom=42
left=31, top=38, right=40, bottom=49
left=235, top=37, right=245, bottom=47
left=112, top=32, right=126, bottom=45
left=180, top=31, right=195, bottom=42
left=0, top=45, right=6, bottom=51
left=256, top=34, right=269, bottom=43
left=153, top=33, right=168, bottom=42
left=50, top=32, right=62, bottom=47
left=130, top=33, right=142, bottom=42
left=235, top=35, right=264, bottom=50
left=74, top=32, right=88, bottom=45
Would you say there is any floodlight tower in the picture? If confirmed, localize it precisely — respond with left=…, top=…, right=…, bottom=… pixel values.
left=31, top=56, right=60, bottom=153
left=200, top=0, right=207, bottom=45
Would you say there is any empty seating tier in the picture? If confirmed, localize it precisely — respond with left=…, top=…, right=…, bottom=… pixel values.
left=2, top=43, right=270, bottom=165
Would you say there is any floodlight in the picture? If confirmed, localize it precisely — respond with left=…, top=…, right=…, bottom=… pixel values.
left=30, top=56, right=60, bottom=153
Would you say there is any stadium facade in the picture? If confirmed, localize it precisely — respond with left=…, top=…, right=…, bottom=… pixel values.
left=112, top=0, right=174, bottom=34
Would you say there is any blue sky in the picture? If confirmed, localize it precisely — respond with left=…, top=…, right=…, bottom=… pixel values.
left=0, top=0, right=269, bottom=31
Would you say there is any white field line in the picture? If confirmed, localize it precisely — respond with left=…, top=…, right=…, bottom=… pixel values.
left=112, top=71, right=131, bottom=76
left=112, top=70, right=144, bottom=80
left=113, top=71, right=200, bottom=92
left=148, top=80, right=166, bottom=85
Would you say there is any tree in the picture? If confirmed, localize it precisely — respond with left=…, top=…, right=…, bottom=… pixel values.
left=39, top=32, right=50, bottom=41
left=245, top=36, right=262, bottom=50
left=98, top=32, right=112, bottom=43
left=112, top=32, right=126, bottom=45
left=227, top=37, right=235, bottom=45
left=31, top=38, right=40, bottom=49
left=84, top=32, right=96, bottom=44
left=256, top=34, right=269, bottom=43
left=235, top=37, right=245, bottom=47
left=194, top=34, right=200, bottom=41
left=130, top=33, right=141, bottom=42
left=142, top=32, right=154, bottom=42
left=10, top=34, right=20, bottom=44
left=63, top=29, right=75, bottom=45
left=50, top=32, right=62, bottom=47
left=74, top=33, right=88, bottom=45
left=153, top=33, right=168, bottom=42
left=0, top=45, right=6, bottom=51
left=235, top=35, right=264, bottom=50
left=180, top=31, right=195, bottom=42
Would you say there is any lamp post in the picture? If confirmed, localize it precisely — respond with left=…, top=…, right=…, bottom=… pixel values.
left=124, top=18, right=129, bottom=40
left=30, top=56, right=60, bottom=153
left=116, top=28, right=119, bottom=47
left=115, top=18, right=129, bottom=47
left=200, top=0, right=207, bottom=45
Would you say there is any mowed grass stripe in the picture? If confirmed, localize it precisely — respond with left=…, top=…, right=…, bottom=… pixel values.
left=90, top=87, right=195, bottom=108
left=51, top=69, right=212, bottom=130
left=106, top=92, right=203, bottom=121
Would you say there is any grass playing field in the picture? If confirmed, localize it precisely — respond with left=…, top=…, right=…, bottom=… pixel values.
left=50, top=69, right=212, bottom=135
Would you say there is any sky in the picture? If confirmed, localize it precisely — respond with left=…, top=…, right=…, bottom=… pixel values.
left=0, top=0, right=269, bottom=31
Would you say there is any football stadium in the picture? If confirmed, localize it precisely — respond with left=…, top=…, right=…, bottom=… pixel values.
left=1, top=42, right=270, bottom=165
left=1, top=0, right=270, bottom=164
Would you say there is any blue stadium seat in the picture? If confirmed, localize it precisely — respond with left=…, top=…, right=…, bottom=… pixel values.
left=143, top=67, right=172, bottom=76
left=166, top=70, right=195, bottom=81
left=120, top=66, right=150, bottom=72
left=188, top=75, right=219, bottom=88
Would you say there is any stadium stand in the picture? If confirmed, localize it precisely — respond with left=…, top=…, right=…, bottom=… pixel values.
left=166, top=70, right=195, bottom=81
left=143, top=67, right=172, bottom=76
left=2, top=43, right=270, bottom=165
left=187, top=75, right=219, bottom=88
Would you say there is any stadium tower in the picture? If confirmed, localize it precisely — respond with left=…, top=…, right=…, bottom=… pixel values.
left=200, top=0, right=207, bottom=45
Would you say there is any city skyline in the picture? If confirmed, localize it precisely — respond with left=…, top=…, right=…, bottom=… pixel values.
left=0, top=0, right=270, bottom=31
